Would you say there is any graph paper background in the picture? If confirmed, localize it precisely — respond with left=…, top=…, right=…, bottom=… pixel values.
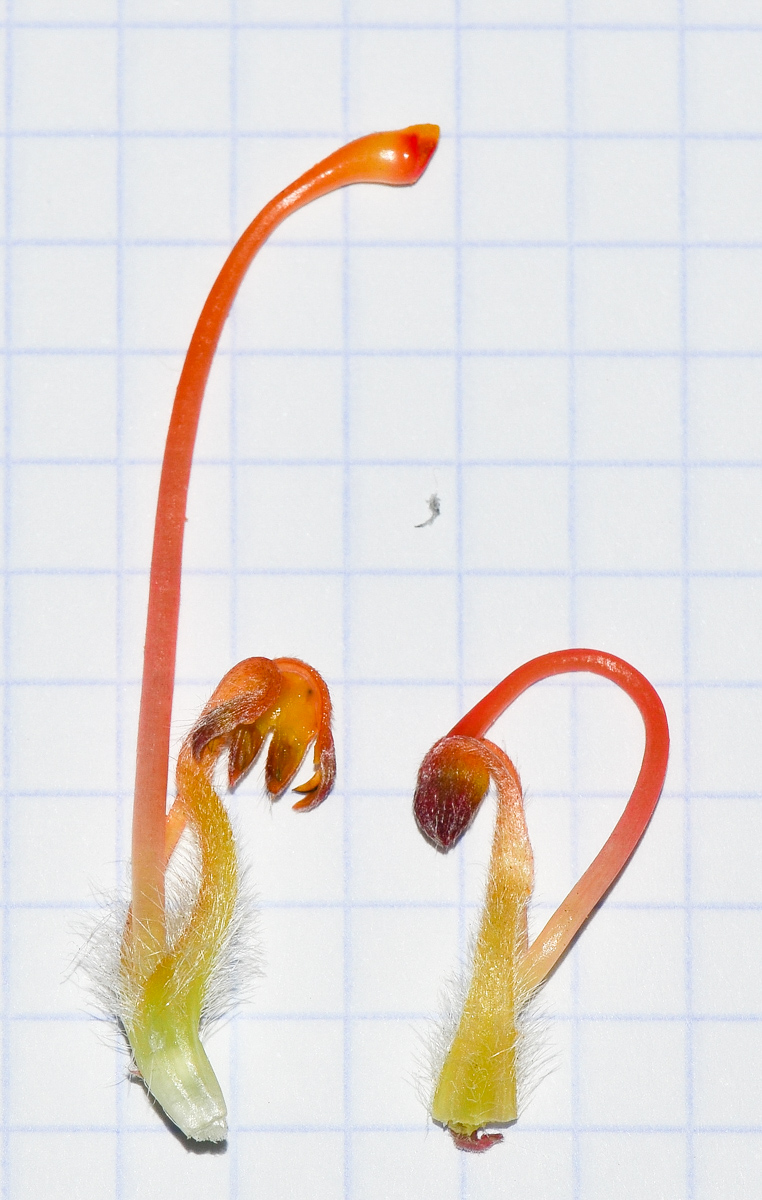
left=2, top=1, right=762, bottom=1197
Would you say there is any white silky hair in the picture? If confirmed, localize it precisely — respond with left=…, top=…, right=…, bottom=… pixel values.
left=415, top=784, right=556, bottom=1131
left=75, top=818, right=262, bottom=1055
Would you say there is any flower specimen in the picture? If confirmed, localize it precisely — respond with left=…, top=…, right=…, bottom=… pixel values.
left=414, top=649, right=669, bottom=1151
left=111, top=125, right=440, bottom=1141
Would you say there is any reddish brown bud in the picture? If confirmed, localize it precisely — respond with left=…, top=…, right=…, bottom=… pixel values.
left=413, top=737, right=491, bottom=851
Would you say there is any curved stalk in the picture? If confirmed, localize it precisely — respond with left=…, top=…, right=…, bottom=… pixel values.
left=414, top=648, right=669, bottom=1149
left=449, top=648, right=670, bottom=993
left=131, top=124, right=440, bottom=962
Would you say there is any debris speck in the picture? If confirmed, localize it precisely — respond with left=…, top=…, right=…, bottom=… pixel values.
left=415, top=493, right=441, bottom=528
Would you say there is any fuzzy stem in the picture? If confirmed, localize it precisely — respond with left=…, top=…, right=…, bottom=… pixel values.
left=450, top=649, right=669, bottom=993
left=431, top=739, right=532, bottom=1138
left=131, top=125, right=439, bottom=956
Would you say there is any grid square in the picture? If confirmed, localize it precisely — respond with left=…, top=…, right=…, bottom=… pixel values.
left=579, top=1021, right=686, bottom=1126
left=580, top=1133, right=687, bottom=1200
left=13, top=137, right=117, bottom=241
left=349, top=247, right=456, bottom=352
left=461, top=0, right=565, bottom=19
left=464, top=576, right=571, bottom=678
left=10, top=1020, right=117, bottom=1127
left=9, top=1133, right=117, bottom=1200
left=691, top=688, right=762, bottom=794
left=461, top=31, right=567, bottom=133
left=14, top=29, right=117, bottom=131
left=121, top=354, right=183, bottom=461
left=246, top=908, right=343, bottom=1015
left=13, top=246, right=117, bottom=349
left=576, top=576, right=683, bottom=679
left=352, top=908, right=458, bottom=1014
left=352, top=1132, right=459, bottom=1200
left=349, top=0, right=455, bottom=20
left=574, top=249, right=681, bottom=352
left=349, top=355, right=456, bottom=461
left=463, top=465, right=569, bottom=570
left=480, top=680, right=574, bottom=794
left=350, top=1019, right=427, bottom=1125
left=235, top=573, right=343, bottom=678
left=235, top=355, right=342, bottom=462
left=235, top=246, right=344, bottom=351
left=8, top=908, right=84, bottom=1016
left=574, top=140, right=681, bottom=243
left=348, top=30, right=455, bottom=134
left=575, top=357, right=682, bottom=463
left=688, top=249, right=762, bottom=353
left=575, top=466, right=682, bottom=571
left=121, top=1128, right=230, bottom=1200
left=687, top=0, right=762, bottom=17
left=462, top=248, right=568, bottom=352
left=236, top=1019, right=344, bottom=1125
left=125, top=0, right=230, bottom=16
left=576, top=909, right=686, bottom=1015
left=350, top=465, right=457, bottom=570
left=123, top=245, right=226, bottom=351
left=123, top=138, right=230, bottom=242
left=694, top=912, right=762, bottom=1015
left=10, top=574, right=117, bottom=681
left=579, top=796, right=685, bottom=905
left=692, top=799, right=762, bottom=904
left=689, top=358, right=762, bottom=462
left=575, top=32, right=679, bottom=134
left=462, top=357, right=569, bottom=462
left=575, top=0, right=679, bottom=19
left=690, top=468, right=762, bottom=571
left=237, top=30, right=343, bottom=133
left=236, top=464, right=343, bottom=569
left=11, top=354, right=117, bottom=460
left=234, top=788, right=345, bottom=905
left=9, top=795, right=117, bottom=904
left=695, top=1133, right=762, bottom=1200
left=463, top=1132, right=574, bottom=1200
left=238, top=0, right=342, bottom=17
left=694, top=1022, right=762, bottom=1127
left=124, top=29, right=230, bottom=132
left=175, top=574, right=232, bottom=681
left=687, top=143, right=762, bottom=243
left=349, top=575, right=458, bottom=681
left=16, top=0, right=115, bottom=16
left=575, top=677, right=652, bottom=795
left=11, top=465, right=116, bottom=569
left=236, top=1134, right=344, bottom=1200
left=687, top=32, right=762, bottom=133
left=691, top=578, right=762, bottom=682
left=461, top=139, right=568, bottom=242
left=351, top=794, right=459, bottom=904
left=10, top=684, right=117, bottom=792
left=348, top=683, right=458, bottom=792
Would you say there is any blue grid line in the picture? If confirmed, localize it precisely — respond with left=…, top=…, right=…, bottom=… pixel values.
left=228, top=6, right=240, bottom=1194
left=6, top=20, right=762, bottom=33
left=113, top=1, right=126, bottom=1195
left=679, top=5, right=696, bottom=1196
left=340, top=6, right=353, bottom=1197
left=0, top=4, right=12, bottom=1196
left=564, top=11, right=582, bottom=1200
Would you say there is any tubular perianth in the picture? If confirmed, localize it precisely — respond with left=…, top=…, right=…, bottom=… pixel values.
left=449, top=650, right=669, bottom=995
left=428, top=738, right=533, bottom=1142
left=131, top=125, right=439, bottom=955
